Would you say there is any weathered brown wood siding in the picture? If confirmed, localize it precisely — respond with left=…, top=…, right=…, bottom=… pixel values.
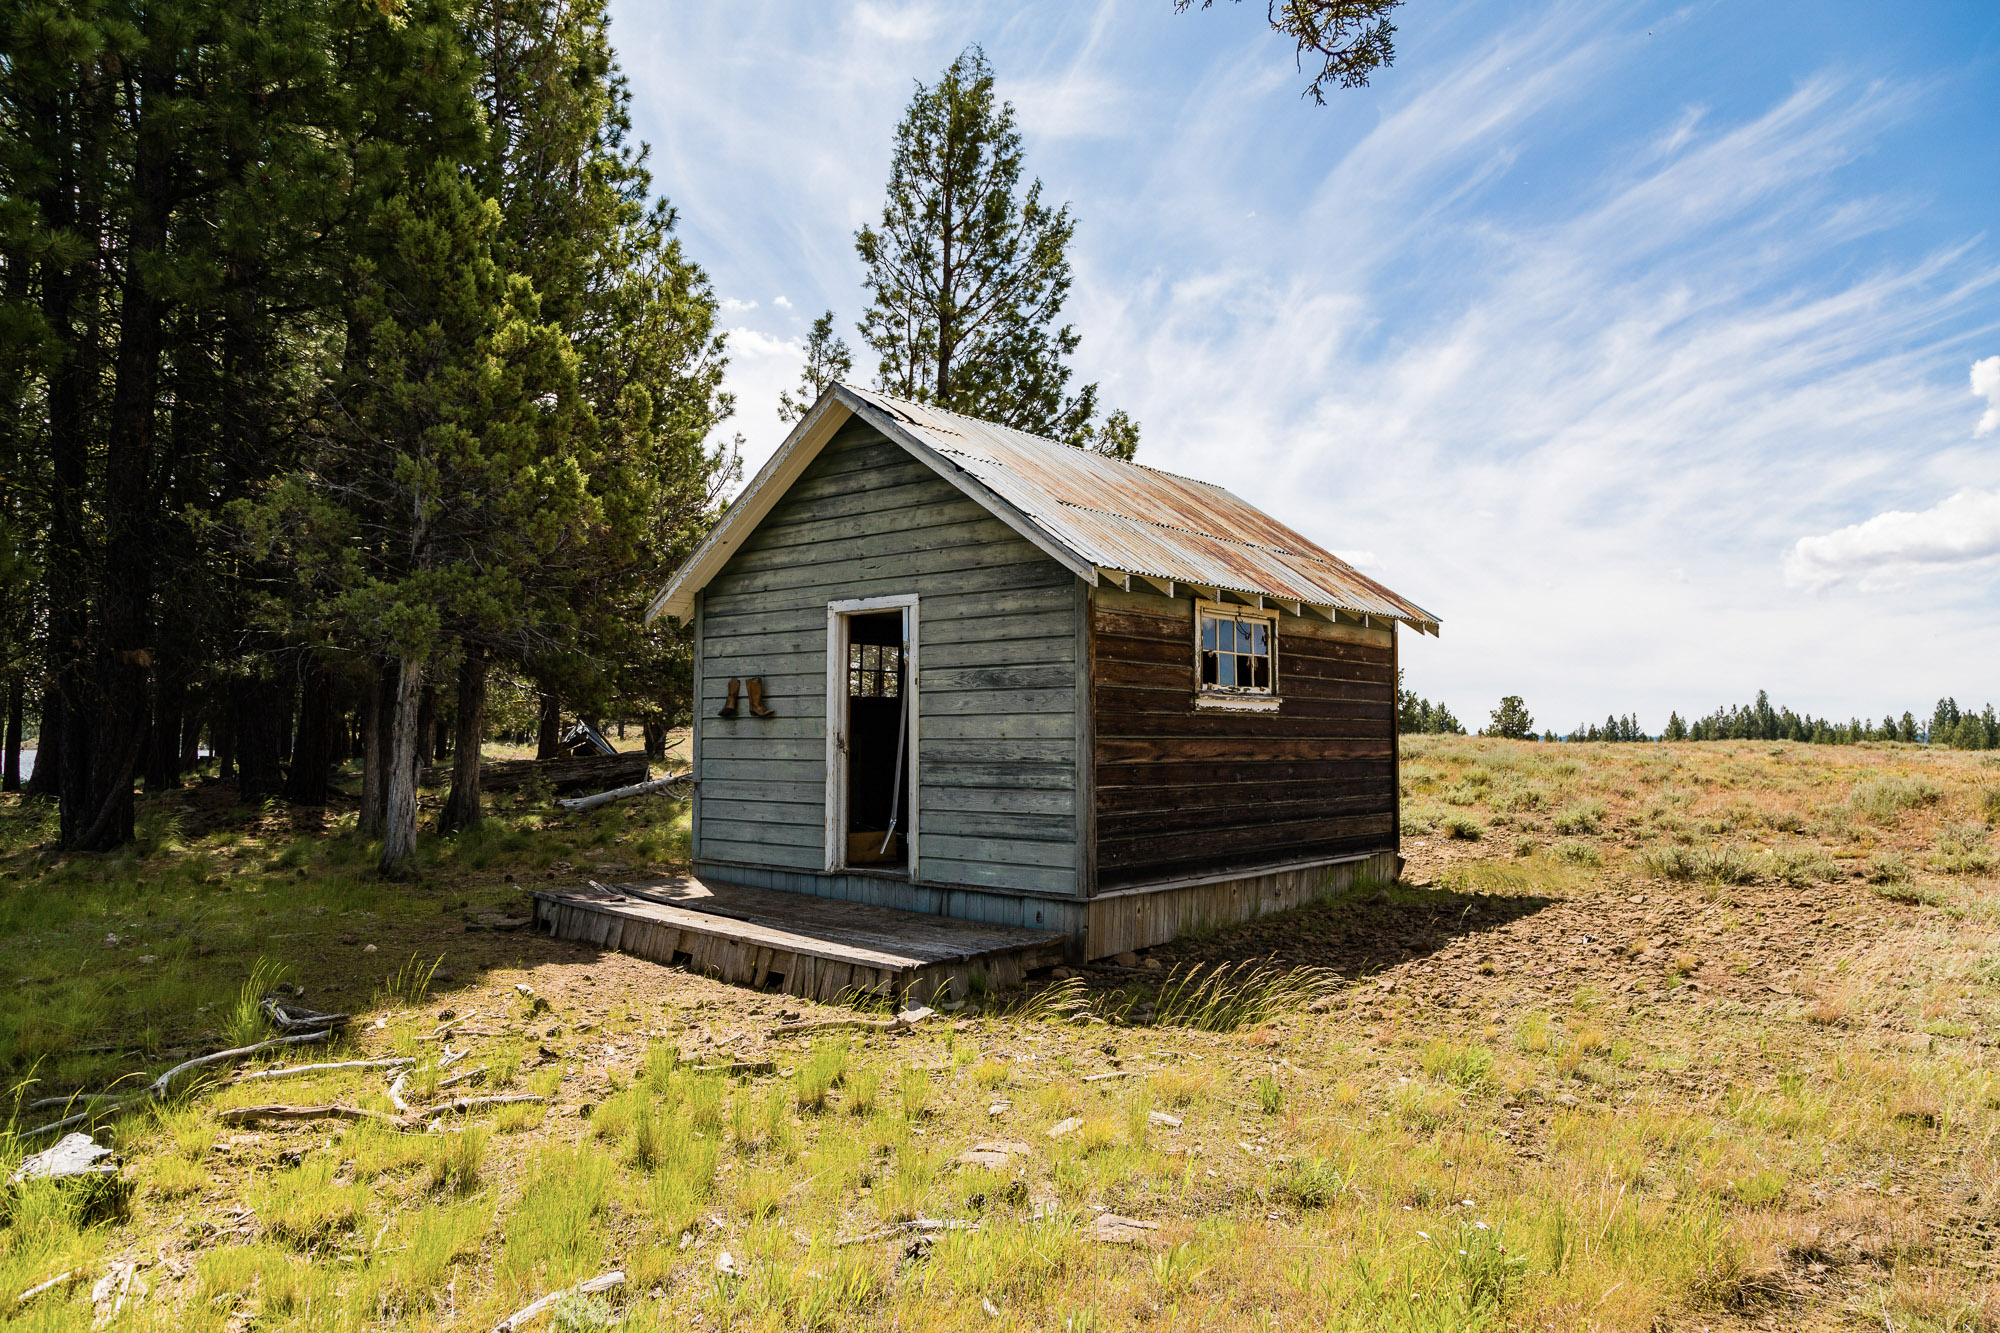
left=1091, top=584, right=1397, bottom=890
left=696, top=417, right=1081, bottom=896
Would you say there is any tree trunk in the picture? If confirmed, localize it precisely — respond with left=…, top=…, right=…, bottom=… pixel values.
left=144, top=670, right=184, bottom=792
left=359, top=666, right=387, bottom=836
left=74, top=35, right=180, bottom=853
left=379, top=656, right=424, bottom=876
left=285, top=654, right=334, bottom=806
left=440, top=645, right=485, bottom=835
left=2, top=677, right=21, bottom=792
left=234, top=676, right=285, bottom=800
left=22, top=690, right=60, bottom=801
left=536, top=690, right=560, bottom=759
left=414, top=684, right=437, bottom=781
left=214, top=698, right=235, bottom=782
left=179, top=704, right=203, bottom=773
left=642, top=717, right=665, bottom=762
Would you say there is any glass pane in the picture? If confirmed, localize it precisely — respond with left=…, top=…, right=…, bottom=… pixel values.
left=1201, top=651, right=1217, bottom=685
left=1201, top=617, right=1217, bottom=650
left=1251, top=622, right=1267, bottom=655
left=1232, top=621, right=1250, bottom=654
left=1218, top=653, right=1236, bottom=687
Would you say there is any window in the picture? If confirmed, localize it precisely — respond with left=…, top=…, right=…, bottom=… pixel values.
left=1197, top=602, right=1276, bottom=701
left=848, top=640, right=902, bottom=698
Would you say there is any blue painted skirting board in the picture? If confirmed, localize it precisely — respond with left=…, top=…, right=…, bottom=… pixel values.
left=692, top=860, right=1088, bottom=937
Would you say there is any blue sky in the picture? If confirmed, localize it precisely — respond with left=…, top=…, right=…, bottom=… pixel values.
left=607, top=0, right=2000, bottom=733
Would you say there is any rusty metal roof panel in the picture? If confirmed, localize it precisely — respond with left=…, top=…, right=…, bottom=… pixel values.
left=844, top=385, right=1440, bottom=633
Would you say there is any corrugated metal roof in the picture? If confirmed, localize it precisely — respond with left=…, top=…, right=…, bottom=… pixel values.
left=843, top=385, right=1440, bottom=634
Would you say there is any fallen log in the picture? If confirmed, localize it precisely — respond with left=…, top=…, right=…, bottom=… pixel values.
left=216, top=1103, right=403, bottom=1128
left=493, top=1269, right=625, bottom=1332
left=235, top=1057, right=415, bottom=1084
left=556, top=771, right=691, bottom=812
left=420, top=1094, right=544, bottom=1120
left=834, top=1218, right=979, bottom=1247
left=768, top=1006, right=936, bottom=1038
left=418, top=752, right=646, bottom=795
left=260, top=996, right=351, bottom=1032
left=219, top=1093, right=546, bottom=1131
left=24, top=1030, right=334, bottom=1139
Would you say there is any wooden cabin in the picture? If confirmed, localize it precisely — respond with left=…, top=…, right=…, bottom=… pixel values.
left=645, top=384, right=1440, bottom=962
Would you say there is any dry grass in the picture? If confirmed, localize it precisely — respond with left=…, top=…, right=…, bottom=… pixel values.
left=2, top=736, right=1998, bottom=1330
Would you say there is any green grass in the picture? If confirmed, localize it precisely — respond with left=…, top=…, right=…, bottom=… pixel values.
left=7, top=739, right=2000, bottom=1331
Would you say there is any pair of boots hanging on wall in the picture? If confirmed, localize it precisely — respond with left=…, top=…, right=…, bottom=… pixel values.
left=719, top=677, right=774, bottom=719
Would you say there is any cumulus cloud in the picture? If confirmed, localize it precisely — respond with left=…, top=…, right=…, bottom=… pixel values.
left=1785, top=488, right=2000, bottom=590
left=720, top=297, right=759, bottom=313
left=1975, top=355, right=2000, bottom=436
left=773, top=294, right=793, bottom=309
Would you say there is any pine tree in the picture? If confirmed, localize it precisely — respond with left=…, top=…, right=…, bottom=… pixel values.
left=1487, top=696, right=1535, bottom=740
left=778, top=311, right=853, bottom=423
left=251, top=155, right=594, bottom=875
left=1175, top=0, right=1403, bottom=102
left=1664, top=711, right=1687, bottom=741
left=458, top=0, right=734, bottom=818
left=855, top=47, right=1136, bottom=454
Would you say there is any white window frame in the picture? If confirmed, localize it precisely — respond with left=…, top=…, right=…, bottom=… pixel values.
left=825, top=594, right=920, bottom=875
left=1193, top=597, right=1281, bottom=712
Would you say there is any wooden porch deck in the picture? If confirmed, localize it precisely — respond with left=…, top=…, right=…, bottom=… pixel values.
left=530, top=876, right=1068, bottom=1004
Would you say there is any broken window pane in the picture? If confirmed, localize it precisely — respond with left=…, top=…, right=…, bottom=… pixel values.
left=1197, top=608, right=1275, bottom=696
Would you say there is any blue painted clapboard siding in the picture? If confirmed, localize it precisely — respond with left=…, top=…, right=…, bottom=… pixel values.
left=696, top=418, right=1080, bottom=896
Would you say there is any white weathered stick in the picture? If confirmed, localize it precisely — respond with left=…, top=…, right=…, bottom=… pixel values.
left=260, top=996, right=351, bottom=1032
left=24, top=1030, right=334, bottom=1139
left=15, top=1268, right=84, bottom=1305
left=437, top=1065, right=487, bottom=1091
left=23, top=1094, right=124, bottom=1112
left=834, top=1218, right=978, bottom=1247
left=216, top=1104, right=405, bottom=1128
left=386, top=1070, right=411, bottom=1114
left=235, top=1057, right=416, bottom=1084
left=555, top=772, right=690, bottom=812
left=768, top=1006, right=936, bottom=1038
left=422, top=1094, right=544, bottom=1121
left=491, top=1268, right=625, bottom=1331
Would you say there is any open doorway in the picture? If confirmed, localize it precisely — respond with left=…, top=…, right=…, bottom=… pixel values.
left=827, top=597, right=917, bottom=873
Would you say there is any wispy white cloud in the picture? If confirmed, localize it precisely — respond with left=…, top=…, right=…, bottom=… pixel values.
left=608, top=0, right=2000, bottom=723
left=1786, top=488, right=2000, bottom=590
left=773, top=294, right=793, bottom=309
left=1975, top=355, right=2000, bottom=436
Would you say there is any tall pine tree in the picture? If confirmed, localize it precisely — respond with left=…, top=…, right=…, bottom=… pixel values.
left=855, top=47, right=1137, bottom=456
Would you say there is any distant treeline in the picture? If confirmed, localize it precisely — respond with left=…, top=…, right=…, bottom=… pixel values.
left=1559, top=691, right=2000, bottom=748
left=1397, top=673, right=1466, bottom=735
left=1399, top=683, right=2000, bottom=749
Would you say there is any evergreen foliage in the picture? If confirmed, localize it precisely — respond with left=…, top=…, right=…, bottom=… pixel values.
left=777, top=311, right=853, bottom=423
left=0, top=0, right=733, bottom=858
left=1485, top=695, right=1535, bottom=740
left=855, top=47, right=1138, bottom=455
left=1570, top=691, right=1999, bottom=749
left=1175, top=0, right=1405, bottom=102
left=1396, top=670, right=1463, bottom=734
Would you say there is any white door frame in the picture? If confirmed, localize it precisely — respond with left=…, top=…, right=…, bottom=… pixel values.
left=825, top=594, right=920, bottom=876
